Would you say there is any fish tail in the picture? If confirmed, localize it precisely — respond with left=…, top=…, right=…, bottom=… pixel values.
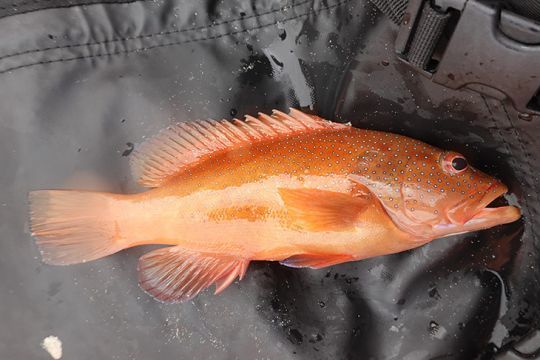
left=29, top=190, right=129, bottom=265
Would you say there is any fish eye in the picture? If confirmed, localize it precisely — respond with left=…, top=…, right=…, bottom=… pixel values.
left=451, top=157, right=468, bottom=171
left=441, top=152, right=468, bottom=175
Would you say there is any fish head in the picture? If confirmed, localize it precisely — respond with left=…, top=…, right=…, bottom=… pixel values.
left=349, top=132, right=521, bottom=240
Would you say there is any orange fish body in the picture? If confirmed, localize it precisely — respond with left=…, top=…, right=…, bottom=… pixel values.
left=29, top=109, right=521, bottom=302
left=122, top=128, right=416, bottom=259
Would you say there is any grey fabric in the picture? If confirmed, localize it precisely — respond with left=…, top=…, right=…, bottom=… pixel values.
left=1, top=0, right=539, bottom=358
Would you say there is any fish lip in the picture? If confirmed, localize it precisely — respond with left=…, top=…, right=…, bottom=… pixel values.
left=446, top=183, right=507, bottom=224
left=465, top=183, right=521, bottom=226
left=462, top=205, right=521, bottom=233
left=477, top=183, right=508, bottom=209
left=434, top=185, right=521, bottom=238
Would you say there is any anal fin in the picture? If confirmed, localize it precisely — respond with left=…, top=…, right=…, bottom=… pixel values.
left=137, top=246, right=249, bottom=303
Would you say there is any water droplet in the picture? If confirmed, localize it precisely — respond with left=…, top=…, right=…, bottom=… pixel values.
left=518, top=112, right=533, bottom=121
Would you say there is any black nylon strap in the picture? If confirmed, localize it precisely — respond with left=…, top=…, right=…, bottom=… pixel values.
left=406, top=2, right=450, bottom=69
left=370, top=0, right=451, bottom=70
left=504, top=0, right=540, bottom=20
left=371, top=0, right=540, bottom=24
left=369, top=0, right=408, bottom=24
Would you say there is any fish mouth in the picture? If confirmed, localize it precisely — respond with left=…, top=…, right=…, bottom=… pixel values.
left=452, top=184, right=521, bottom=234
left=436, top=184, right=521, bottom=238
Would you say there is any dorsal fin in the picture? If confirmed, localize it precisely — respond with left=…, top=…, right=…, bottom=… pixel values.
left=130, top=108, right=348, bottom=187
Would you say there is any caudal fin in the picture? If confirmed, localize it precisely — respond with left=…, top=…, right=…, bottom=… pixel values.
left=29, top=190, right=128, bottom=265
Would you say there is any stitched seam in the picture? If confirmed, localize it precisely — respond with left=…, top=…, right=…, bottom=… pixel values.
left=0, top=0, right=350, bottom=75
left=0, top=0, right=133, bottom=11
left=0, top=0, right=57, bottom=11
left=0, top=1, right=140, bottom=21
left=0, top=0, right=313, bottom=61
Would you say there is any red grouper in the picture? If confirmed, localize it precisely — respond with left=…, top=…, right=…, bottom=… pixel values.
left=29, top=109, right=521, bottom=303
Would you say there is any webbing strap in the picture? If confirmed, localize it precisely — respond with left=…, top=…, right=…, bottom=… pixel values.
left=370, top=0, right=540, bottom=24
left=375, top=0, right=540, bottom=116
left=406, top=3, right=450, bottom=69
left=369, top=0, right=408, bottom=24
left=370, top=0, right=450, bottom=71
left=505, top=0, right=540, bottom=20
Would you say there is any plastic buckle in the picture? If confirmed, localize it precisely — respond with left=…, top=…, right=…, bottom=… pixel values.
left=395, top=0, right=540, bottom=117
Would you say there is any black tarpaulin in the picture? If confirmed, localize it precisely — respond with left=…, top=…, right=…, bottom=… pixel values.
left=0, top=0, right=538, bottom=359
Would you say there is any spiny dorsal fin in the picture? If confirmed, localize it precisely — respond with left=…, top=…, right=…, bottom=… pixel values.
left=130, top=108, right=348, bottom=187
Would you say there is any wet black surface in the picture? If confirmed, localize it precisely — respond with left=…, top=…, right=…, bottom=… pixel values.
left=0, top=0, right=538, bottom=359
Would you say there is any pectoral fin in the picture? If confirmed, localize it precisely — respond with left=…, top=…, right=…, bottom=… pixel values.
left=278, top=188, right=370, bottom=231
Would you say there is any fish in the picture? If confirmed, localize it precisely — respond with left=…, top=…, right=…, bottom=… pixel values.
left=28, top=108, right=521, bottom=303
